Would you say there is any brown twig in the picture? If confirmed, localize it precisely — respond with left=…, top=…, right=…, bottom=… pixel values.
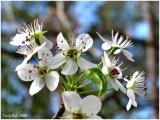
left=52, top=102, right=65, bottom=119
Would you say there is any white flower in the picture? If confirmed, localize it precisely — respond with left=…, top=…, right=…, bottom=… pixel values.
left=17, top=47, right=59, bottom=96
left=62, top=91, right=102, bottom=119
left=52, top=33, right=96, bottom=75
left=11, top=19, right=53, bottom=71
left=97, top=30, right=134, bottom=62
left=15, top=41, right=46, bottom=71
left=10, top=19, right=53, bottom=49
left=125, top=71, right=146, bottom=111
left=102, top=51, right=127, bottom=94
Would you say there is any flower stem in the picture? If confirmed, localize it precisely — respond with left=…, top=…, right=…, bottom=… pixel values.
left=59, top=74, right=69, bottom=90
left=97, top=47, right=117, bottom=68
left=106, top=88, right=114, bottom=91
left=77, top=81, right=94, bottom=89
left=65, top=76, right=70, bottom=85
left=75, top=74, right=85, bottom=85
left=79, top=89, right=99, bottom=95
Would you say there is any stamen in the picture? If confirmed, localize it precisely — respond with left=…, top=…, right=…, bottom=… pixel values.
left=18, top=45, right=22, bottom=49
left=22, top=41, right=25, bottom=44
left=111, top=68, right=119, bottom=75
left=121, top=66, right=128, bottom=71
left=29, top=70, right=32, bottom=73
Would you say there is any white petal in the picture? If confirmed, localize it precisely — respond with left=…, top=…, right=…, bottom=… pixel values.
left=101, top=57, right=109, bottom=74
left=126, top=99, right=132, bottom=111
left=126, top=71, right=139, bottom=88
left=40, top=36, right=53, bottom=49
left=17, top=64, right=38, bottom=81
left=126, top=99, right=137, bottom=111
left=45, top=71, right=59, bottom=91
left=132, top=100, right=137, bottom=107
left=120, top=39, right=128, bottom=47
left=115, top=79, right=127, bottom=94
left=96, top=32, right=107, bottom=42
left=113, top=32, right=119, bottom=44
left=102, top=42, right=112, bottom=50
left=117, top=36, right=123, bottom=45
left=126, top=80, right=134, bottom=88
left=77, top=57, right=96, bottom=70
left=132, top=71, right=139, bottom=79
left=10, top=33, right=29, bottom=46
left=16, top=47, right=28, bottom=55
left=108, top=77, right=119, bottom=91
left=15, top=60, right=28, bottom=71
left=123, top=50, right=134, bottom=62
left=114, top=49, right=121, bottom=54
left=61, top=59, right=78, bottom=75
left=24, top=53, right=33, bottom=63
left=80, top=95, right=101, bottom=116
left=62, top=91, right=81, bottom=112
left=57, top=32, right=70, bottom=52
left=89, top=115, right=102, bottom=119
left=32, top=42, right=46, bottom=55
left=103, top=51, right=111, bottom=67
left=76, top=33, right=93, bottom=52
left=29, top=79, right=45, bottom=96
left=24, top=42, right=46, bottom=63
left=127, top=89, right=137, bottom=107
left=38, top=47, right=54, bottom=67
left=127, top=89, right=135, bottom=100
left=51, top=53, right=67, bottom=69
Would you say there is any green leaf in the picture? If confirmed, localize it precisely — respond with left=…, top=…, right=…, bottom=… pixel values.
left=91, top=68, right=107, bottom=96
left=83, top=70, right=101, bottom=87
left=83, top=68, right=107, bottom=96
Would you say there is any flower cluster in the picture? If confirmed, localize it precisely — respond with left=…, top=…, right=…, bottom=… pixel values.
left=10, top=19, right=147, bottom=119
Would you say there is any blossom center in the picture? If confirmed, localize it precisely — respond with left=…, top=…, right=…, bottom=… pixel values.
left=111, top=68, right=119, bottom=75
left=66, top=48, right=79, bottom=59
left=38, top=67, right=48, bottom=77
left=32, top=32, right=42, bottom=45
left=71, top=112, right=87, bottom=119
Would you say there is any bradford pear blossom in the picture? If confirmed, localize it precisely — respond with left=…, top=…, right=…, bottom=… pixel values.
left=10, top=19, right=53, bottom=49
left=10, top=19, right=53, bottom=71
left=125, top=71, right=147, bottom=111
left=17, top=47, right=59, bottom=96
left=15, top=41, right=46, bottom=71
left=52, top=33, right=96, bottom=75
left=97, top=30, right=134, bottom=62
left=62, top=91, right=102, bottom=119
left=102, top=51, right=127, bottom=94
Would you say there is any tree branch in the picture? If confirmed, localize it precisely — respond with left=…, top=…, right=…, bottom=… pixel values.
left=52, top=103, right=65, bottom=119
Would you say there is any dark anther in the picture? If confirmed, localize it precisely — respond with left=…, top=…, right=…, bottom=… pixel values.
left=111, top=68, right=119, bottom=75
left=18, top=45, right=22, bottom=49
left=38, top=58, right=42, bottom=61
left=22, top=41, right=25, bottom=44
left=143, top=88, right=147, bottom=91
left=29, top=70, right=32, bottom=73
